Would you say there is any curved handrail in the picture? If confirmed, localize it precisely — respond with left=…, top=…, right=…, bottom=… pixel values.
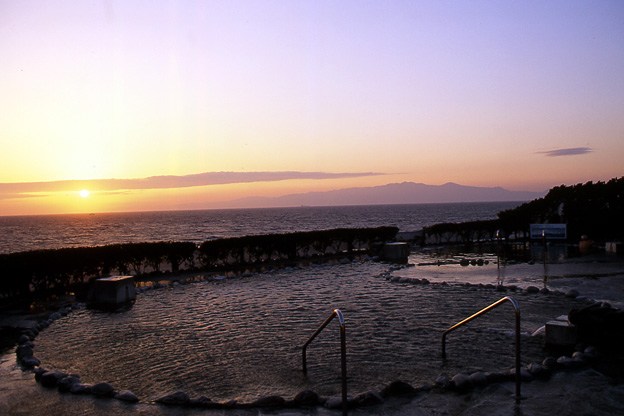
left=441, top=296, right=521, bottom=403
left=302, top=309, right=347, bottom=415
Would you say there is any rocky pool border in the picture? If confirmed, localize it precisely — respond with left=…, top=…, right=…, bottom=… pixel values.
left=11, top=263, right=617, bottom=412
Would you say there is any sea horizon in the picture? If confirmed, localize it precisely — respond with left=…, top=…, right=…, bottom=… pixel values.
left=0, top=201, right=523, bottom=255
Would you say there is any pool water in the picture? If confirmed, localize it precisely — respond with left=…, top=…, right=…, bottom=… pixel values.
left=34, top=260, right=589, bottom=403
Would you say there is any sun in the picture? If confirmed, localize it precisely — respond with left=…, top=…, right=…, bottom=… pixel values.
left=79, top=189, right=90, bottom=198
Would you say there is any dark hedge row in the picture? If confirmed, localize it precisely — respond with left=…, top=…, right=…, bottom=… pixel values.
left=423, top=219, right=499, bottom=243
left=0, top=227, right=398, bottom=300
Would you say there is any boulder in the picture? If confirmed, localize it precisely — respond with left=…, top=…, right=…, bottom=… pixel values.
left=18, top=334, right=31, bottom=345
left=189, top=395, right=217, bottom=408
left=468, top=371, right=487, bottom=386
left=20, top=356, right=41, bottom=368
left=354, top=391, right=384, bottom=406
left=115, top=390, right=139, bottom=403
left=569, top=303, right=624, bottom=349
left=542, top=356, right=558, bottom=369
left=33, top=367, right=47, bottom=382
left=16, top=344, right=34, bottom=359
left=156, top=391, right=190, bottom=406
left=40, top=370, right=67, bottom=388
left=70, top=383, right=92, bottom=395
left=293, top=390, right=321, bottom=406
left=48, top=312, right=62, bottom=321
left=381, top=380, right=417, bottom=397
left=565, top=289, right=580, bottom=298
left=527, top=362, right=550, bottom=380
left=451, top=373, right=471, bottom=391
left=324, top=396, right=349, bottom=410
left=91, top=382, right=115, bottom=397
left=57, top=375, right=81, bottom=393
left=249, top=395, right=285, bottom=408
left=434, top=374, right=451, bottom=389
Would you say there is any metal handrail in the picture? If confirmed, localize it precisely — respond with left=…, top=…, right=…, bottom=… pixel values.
left=441, top=296, right=521, bottom=403
left=302, top=309, right=347, bottom=415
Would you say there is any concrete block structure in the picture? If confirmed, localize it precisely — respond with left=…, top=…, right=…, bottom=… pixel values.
left=88, top=276, right=136, bottom=309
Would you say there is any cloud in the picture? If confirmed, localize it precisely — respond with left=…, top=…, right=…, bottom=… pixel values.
left=538, top=147, right=593, bottom=157
left=0, top=171, right=385, bottom=199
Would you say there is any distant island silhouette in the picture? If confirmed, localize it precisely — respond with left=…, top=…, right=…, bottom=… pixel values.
left=223, top=182, right=544, bottom=208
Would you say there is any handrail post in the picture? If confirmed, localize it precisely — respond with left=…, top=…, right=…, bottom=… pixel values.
left=441, top=296, right=521, bottom=404
left=301, top=309, right=348, bottom=415
left=337, top=310, right=347, bottom=415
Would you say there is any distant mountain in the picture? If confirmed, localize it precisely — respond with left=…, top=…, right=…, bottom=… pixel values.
left=224, top=182, right=544, bottom=208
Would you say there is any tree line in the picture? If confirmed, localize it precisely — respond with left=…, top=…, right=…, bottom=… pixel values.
left=424, top=177, right=624, bottom=244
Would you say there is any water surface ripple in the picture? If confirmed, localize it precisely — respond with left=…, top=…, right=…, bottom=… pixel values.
left=35, top=262, right=586, bottom=402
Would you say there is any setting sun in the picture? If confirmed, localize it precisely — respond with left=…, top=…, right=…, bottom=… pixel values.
left=79, top=189, right=90, bottom=198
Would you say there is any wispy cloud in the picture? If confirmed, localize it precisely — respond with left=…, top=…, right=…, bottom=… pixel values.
left=538, top=147, right=593, bottom=157
left=0, top=171, right=385, bottom=199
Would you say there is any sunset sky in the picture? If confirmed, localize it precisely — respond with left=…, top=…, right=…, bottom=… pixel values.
left=1, top=0, right=623, bottom=216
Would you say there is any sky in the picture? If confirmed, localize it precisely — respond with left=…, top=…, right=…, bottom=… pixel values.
left=1, top=0, right=623, bottom=216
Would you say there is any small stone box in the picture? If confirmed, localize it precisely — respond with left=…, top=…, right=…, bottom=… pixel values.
left=88, top=276, right=136, bottom=309
left=545, top=315, right=577, bottom=346
left=382, top=242, right=410, bottom=263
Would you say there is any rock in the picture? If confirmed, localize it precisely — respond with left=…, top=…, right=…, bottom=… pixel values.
left=57, top=375, right=81, bottom=393
left=526, top=286, right=540, bottom=294
left=569, top=303, right=624, bottom=348
left=542, top=357, right=558, bottom=369
left=519, top=368, right=533, bottom=381
left=556, top=355, right=576, bottom=367
left=527, top=362, right=550, bottom=380
left=381, top=380, right=417, bottom=397
left=220, top=399, right=238, bottom=408
left=156, top=391, right=190, bottom=406
left=451, top=373, right=471, bottom=391
left=354, top=391, right=384, bottom=406
left=16, top=344, right=34, bottom=359
left=49, top=312, right=62, bottom=321
left=40, top=370, right=66, bottom=388
left=584, top=346, right=598, bottom=359
left=324, top=396, right=349, bottom=410
left=189, top=395, right=217, bottom=408
left=115, top=390, right=139, bottom=403
left=250, top=395, right=285, bottom=408
left=486, top=372, right=509, bottom=383
left=434, top=374, right=451, bottom=389
left=565, top=289, right=580, bottom=298
left=468, top=371, right=487, bottom=386
left=293, top=390, right=321, bottom=406
left=70, top=383, right=92, bottom=395
left=18, top=334, right=31, bottom=344
left=20, top=356, right=41, bottom=368
left=33, top=367, right=47, bottom=382
left=91, top=382, right=115, bottom=397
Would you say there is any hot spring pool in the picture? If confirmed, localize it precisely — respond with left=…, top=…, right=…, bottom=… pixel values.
left=34, top=260, right=589, bottom=403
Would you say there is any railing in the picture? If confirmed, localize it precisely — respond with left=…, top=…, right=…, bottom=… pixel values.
left=441, top=296, right=521, bottom=403
left=302, top=309, right=347, bottom=415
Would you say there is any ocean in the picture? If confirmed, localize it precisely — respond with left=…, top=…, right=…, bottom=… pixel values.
left=0, top=202, right=523, bottom=254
